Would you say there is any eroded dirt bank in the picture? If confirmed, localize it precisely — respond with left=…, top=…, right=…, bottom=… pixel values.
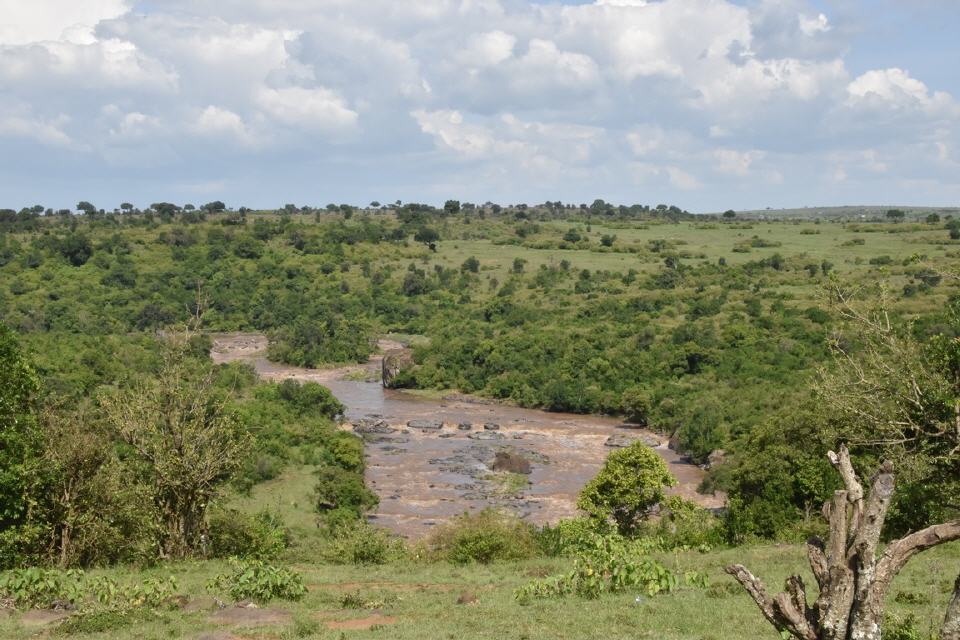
left=211, top=333, right=725, bottom=538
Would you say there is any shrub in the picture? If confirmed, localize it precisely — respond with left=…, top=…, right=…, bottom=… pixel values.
left=535, top=517, right=612, bottom=557
left=207, top=509, right=288, bottom=559
left=515, top=533, right=699, bottom=602
left=208, top=559, right=306, bottom=603
left=0, top=568, right=84, bottom=608
left=425, top=509, right=538, bottom=564
left=577, top=442, right=677, bottom=535
left=650, top=496, right=724, bottom=549
left=314, top=465, right=378, bottom=517
left=325, top=520, right=405, bottom=565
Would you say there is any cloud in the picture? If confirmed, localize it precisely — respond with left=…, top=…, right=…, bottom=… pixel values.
left=0, top=0, right=956, bottom=210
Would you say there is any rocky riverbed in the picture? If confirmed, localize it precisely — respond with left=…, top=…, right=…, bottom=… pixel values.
left=211, top=333, right=725, bottom=538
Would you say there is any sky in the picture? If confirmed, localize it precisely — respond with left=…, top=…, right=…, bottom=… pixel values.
left=0, top=0, right=957, bottom=213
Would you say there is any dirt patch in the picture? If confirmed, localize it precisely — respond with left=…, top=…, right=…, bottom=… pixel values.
left=208, top=606, right=291, bottom=627
left=18, top=609, right=73, bottom=626
left=312, top=581, right=463, bottom=593
left=194, top=632, right=246, bottom=640
left=325, top=614, right=398, bottom=631
left=184, top=595, right=226, bottom=613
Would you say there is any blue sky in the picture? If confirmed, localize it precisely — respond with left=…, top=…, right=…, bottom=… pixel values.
left=0, top=0, right=957, bottom=212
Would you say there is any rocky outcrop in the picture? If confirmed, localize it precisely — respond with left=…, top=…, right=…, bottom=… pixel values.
left=381, top=348, right=415, bottom=388
left=491, top=451, right=532, bottom=474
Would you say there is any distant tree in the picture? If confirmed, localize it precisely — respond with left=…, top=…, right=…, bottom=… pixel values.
left=563, top=229, right=581, bottom=243
left=59, top=233, right=93, bottom=266
left=414, top=226, right=440, bottom=251
left=201, top=201, right=226, bottom=213
left=444, top=200, right=461, bottom=215
left=511, top=257, right=527, bottom=274
left=926, top=213, right=941, bottom=224
left=76, top=201, right=96, bottom=215
left=723, top=210, right=736, bottom=219
left=600, top=234, right=616, bottom=247
left=183, top=204, right=195, bottom=211
left=948, top=220, right=960, bottom=240
left=461, top=256, right=480, bottom=273
left=886, top=209, right=905, bottom=222
left=120, top=202, right=134, bottom=212
left=369, top=201, right=381, bottom=208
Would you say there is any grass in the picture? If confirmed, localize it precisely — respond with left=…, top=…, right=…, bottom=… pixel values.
left=484, top=471, right=530, bottom=497
left=1, top=543, right=955, bottom=639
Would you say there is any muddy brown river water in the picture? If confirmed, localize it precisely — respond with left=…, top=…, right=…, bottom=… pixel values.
left=211, top=334, right=724, bottom=538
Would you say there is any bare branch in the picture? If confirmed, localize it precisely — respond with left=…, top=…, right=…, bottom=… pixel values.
left=878, top=519, right=960, bottom=579
left=726, top=565, right=781, bottom=631
left=806, top=536, right=828, bottom=590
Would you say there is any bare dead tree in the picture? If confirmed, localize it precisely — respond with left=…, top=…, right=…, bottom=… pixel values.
left=727, top=445, right=960, bottom=640
left=945, top=576, right=960, bottom=640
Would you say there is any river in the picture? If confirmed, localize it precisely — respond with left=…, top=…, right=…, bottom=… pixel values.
left=211, top=334, right=724, bottom=538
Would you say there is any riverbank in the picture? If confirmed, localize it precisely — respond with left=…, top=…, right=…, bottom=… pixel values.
left=211, top=333, right=724, bottom=538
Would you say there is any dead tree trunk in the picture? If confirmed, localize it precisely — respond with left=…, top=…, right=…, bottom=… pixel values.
left=944, top=575, right=960, bottom=640
left=726, top=445, right=960, bottom=640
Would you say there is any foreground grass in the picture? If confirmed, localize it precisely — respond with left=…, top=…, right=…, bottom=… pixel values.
left=2, top=543, right=956, bottom=640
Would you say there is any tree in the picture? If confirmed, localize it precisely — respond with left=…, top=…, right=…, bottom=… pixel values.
left=461, top=256, right=480, bottom=273
left=414, top=226, right=440, bottom=251
left=444, top=199, right=461, bottom=215
left=817, top=284, right=959, bottom=534
left=723, top=210, right=737, bottom=219
left=76, top=201, right=96, bottom=215
left=201, top=200, right=226, bottom=213
left=600, top=234, right=616, bottom=247
left=885, top=209, right=905, bottom=222
left=0, top=324, right=41, bottom=560
left=926, top=213, right=941, bottom=224
left=58, top=233, right=93, bottom=266
left=727, top=446, right=960, bottom=640
left=577, top=442, right=676, bottom=535
left=100, top=335, right=250, bottom=559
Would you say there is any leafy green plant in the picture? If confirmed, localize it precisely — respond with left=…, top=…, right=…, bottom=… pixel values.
left=577, top=442, right=677, bottom=535
left=515, top=533, right=690, bottom=602
left=85, top=575, right=177, bottom=608
left=0, top=568, right=84, bottom=609
left=207, top=559, right=306, bottom=603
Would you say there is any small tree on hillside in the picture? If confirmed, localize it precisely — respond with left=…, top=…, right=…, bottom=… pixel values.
left=577, top=442, right=676, bottom=535
left=100, top=333, right=250, bottom=559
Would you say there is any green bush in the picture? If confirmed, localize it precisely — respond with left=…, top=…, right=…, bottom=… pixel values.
left=207, top=509, right=288, bottom=559
left=577, top=442, right=677, bottom=535
left=315, top=465, right=378, bottom=517
left=325, top=520, right=406, bottom=565
left=649, top=496, right=724, bottom=549
left=425, top=509, right=538, bottom=564
left=0, top=567, right=84, bottom=608
left=535, top=517, right=612, bottom=557
left=208, top=559, right=306, bottom=603
left=516, top=532, right=701, bottom=602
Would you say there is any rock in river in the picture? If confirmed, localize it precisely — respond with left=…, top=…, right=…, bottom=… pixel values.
left=408, top=419, right=443, bottom=431
left=382, top=348, right=415, bottom=388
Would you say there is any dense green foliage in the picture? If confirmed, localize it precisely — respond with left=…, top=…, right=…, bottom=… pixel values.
left=1, top=201, right=958, bottom=559
left=577, top=442, right=677, bottom=535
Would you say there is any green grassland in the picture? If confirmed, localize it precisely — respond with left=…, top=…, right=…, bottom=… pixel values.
left=1, top=541, right=954, bottom=639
